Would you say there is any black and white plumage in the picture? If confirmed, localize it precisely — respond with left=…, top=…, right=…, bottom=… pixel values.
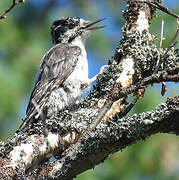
left=20, top=17, right=105, bottom=129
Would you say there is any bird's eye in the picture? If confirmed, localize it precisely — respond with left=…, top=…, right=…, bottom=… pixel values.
left=68, top=23, right=74, bottom=29
left=60, top=20, right=68, bottom=26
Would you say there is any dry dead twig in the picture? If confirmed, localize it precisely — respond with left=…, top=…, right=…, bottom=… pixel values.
left=0, top=0, right=25, bottom=20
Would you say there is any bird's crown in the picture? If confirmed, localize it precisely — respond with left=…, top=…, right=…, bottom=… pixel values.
left=51, top=17, right=105, bottom=45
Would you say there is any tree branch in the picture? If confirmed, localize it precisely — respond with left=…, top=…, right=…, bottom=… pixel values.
left=141, top=0, right=179, bottom=19
left=1, top=96, right=179, bottom=179
left=0, top=0, right=25, bottom=20
left=36, top=96, right=179, bottom=180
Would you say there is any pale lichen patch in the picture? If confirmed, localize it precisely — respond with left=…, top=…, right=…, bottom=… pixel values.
left=135, top=11, right=149, bottom=32
left=47, top=132, right=59, bottom=150
left=10, top=143, right=33, bottom=169
left=116, top=57, right=135, bottom=87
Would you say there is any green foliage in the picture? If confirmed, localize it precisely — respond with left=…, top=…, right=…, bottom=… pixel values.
left=0, top=0, right=179, bottom=179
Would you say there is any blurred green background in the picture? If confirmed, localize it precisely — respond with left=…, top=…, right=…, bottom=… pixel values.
left=0, top=0, right=179, bottom=179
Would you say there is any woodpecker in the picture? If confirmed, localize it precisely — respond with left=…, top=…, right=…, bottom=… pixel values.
left=20, top=17, right=105, bottom=129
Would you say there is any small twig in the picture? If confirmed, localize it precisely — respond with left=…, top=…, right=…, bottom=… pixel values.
left=154, top=26, right=179, bottom=73
left=163, top=27, right=179, bottom=60
left=81, top=84, right=121, bottom=138
left=80, top=98, right=113, bottom=140
left=154, top=20, right=165, bottom=74
left=88, top=102, right=112, bottom=131
left=155, top=20, right=167, bottom=96
left=86, top=83, right=122, bottom=133
left=120, top=66, right=179, bottom=98
left=102, top=66, right=179, bottom=104
left=142, top=0, right=179, bottom=19
left=160, top=20, right=165, bottom=48
left=117, top=96, right=139, bottom=118
left=0, top=0, right=25, bottom=20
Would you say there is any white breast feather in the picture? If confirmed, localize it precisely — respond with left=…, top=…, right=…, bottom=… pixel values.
left=47, top=36, right=89, bottom=116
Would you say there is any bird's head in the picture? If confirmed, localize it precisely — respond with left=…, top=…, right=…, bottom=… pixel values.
left=51, top=17, right=105, bottom=45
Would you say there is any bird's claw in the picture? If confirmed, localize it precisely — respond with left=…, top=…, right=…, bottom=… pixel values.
left=99, top=65, right=109, bottom=74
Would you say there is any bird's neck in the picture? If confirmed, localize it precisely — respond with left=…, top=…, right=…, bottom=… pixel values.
left=71, top=36, right=87, bottom=57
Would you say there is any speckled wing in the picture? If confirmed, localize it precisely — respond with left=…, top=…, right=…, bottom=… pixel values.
left=21, top=43, right=81, bottom=128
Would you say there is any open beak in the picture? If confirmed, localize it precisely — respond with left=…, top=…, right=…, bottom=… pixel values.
left=83, top=18, right=106, bottom=30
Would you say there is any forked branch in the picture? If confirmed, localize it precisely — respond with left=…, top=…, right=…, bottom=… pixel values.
left=0, top=0, right=25, bottom=20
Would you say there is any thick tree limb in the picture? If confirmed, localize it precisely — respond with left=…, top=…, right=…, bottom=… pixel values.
left=0, top=96, right=179, bottom=179
left=35, top=96, right=179, bottom=180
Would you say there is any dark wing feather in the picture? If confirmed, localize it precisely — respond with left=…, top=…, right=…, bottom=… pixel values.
left=20, top=43, right=81, bottom=129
